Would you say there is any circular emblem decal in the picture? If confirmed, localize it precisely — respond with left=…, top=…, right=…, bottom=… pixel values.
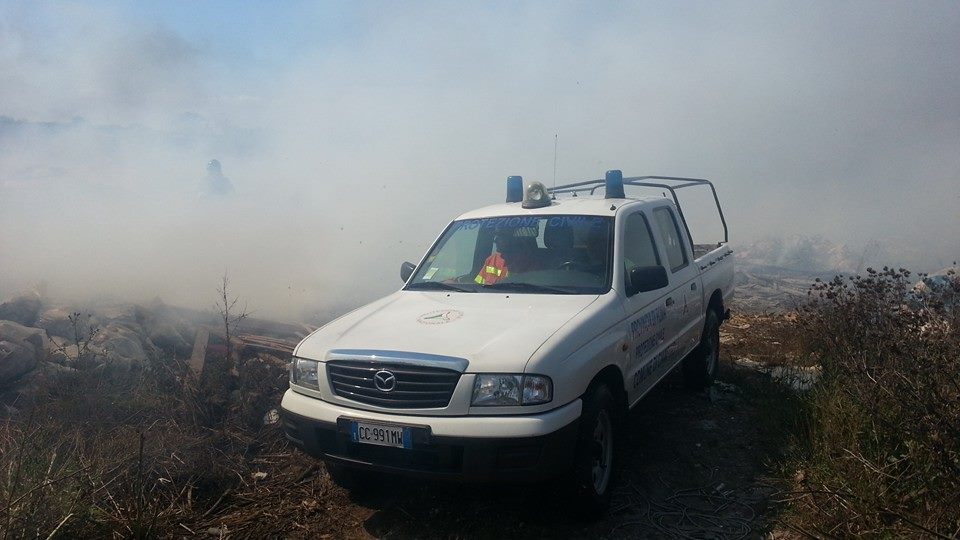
left=417, top=309, right=464, bottom=325
left=373, top=370, right=397, bottom=392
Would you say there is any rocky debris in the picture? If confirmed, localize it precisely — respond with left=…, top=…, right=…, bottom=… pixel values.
left=32, top=303, right=170, bottom=370
left=0, top=293, right=305, bottom=428
left=735, top=357, right=821, bottom=391
left=913, top=266, right=959, bottom=306
left=0, top=293, right=42, bottom=326
left=736, top=235, right=860, bottom=274
left=732, top=266, right=826, bottom=313
left=731, top=237, right=955, bottom=314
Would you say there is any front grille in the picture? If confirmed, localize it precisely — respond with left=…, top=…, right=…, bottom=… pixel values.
left=326, top=361, right=461, bottom=409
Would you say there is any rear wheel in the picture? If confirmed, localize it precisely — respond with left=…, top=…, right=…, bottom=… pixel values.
left=683, top=309, right=721, bottom=390
left=569, top=384, right=618, bottom=517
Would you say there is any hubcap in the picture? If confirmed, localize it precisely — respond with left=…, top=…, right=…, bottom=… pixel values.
left=591, top=409, right=614, bottom=494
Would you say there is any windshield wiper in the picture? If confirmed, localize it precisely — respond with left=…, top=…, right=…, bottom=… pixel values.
left=405, top=281, right=475, bottom=293
left=482, top=282, right=577, bottom=294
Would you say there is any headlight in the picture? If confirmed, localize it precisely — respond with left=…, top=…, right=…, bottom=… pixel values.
left=290, top=357, right=319, bottom=390
left=472, top=374, right=552, bottom=406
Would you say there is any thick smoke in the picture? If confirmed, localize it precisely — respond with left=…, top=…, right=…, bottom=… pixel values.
left=2, top=2, right=959, bottom=320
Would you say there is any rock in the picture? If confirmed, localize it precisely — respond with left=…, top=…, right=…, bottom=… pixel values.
left=91, top=323, right=150, bottom=367
left=0, top=320, right=46, bottom=352
left=35, top=308, right=84, bottom=340
left=147, top=322, right=190, bottom=355
left=95, top=356, right=136, bottom=374
left=0, top=293, right=42, bottom=326
left=0, top=321, right=54, bottom=385
left=0, top=340, right=39, bottom=384
left=38, top=361, right=77, bottom=377
left=94, top=305, right=141, bottom=327
left=263, top=408, right=280, bottom=425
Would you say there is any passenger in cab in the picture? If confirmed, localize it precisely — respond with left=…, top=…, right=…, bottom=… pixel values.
left=474, top=227, right=538, bottom=285
left=543, top=223, right=575, bottom=269
left=581, top=223, right=611, bottom=277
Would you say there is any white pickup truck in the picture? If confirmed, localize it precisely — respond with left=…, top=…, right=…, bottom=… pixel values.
left=281, top=171, right=734, bottom=513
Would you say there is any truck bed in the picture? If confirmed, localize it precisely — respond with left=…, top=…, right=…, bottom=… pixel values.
left=693, top=243, right=720, bottom=260
left=695, top=243, right=735, bottom=310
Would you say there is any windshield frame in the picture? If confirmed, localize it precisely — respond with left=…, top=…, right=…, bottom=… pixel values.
left=403, top=214, right=615, bottom=295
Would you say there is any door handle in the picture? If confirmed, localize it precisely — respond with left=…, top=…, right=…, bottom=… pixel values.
left=665, top=297, right=675, bottom=307
left=690, top=282, right=697, bottom=291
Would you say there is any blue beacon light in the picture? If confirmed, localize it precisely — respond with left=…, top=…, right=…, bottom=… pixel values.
left=506, top=176, right=523, bottom=203
left=605, top=170, right=625, bottom=199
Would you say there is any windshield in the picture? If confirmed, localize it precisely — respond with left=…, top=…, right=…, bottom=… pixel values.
left=406, top=215, right=613, bottom=294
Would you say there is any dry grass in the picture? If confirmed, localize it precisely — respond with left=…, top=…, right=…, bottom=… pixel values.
left=0, top=352, right=293, bottom=538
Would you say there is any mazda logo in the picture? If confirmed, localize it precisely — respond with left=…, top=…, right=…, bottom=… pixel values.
left=373, top=370, right=397, bottom=392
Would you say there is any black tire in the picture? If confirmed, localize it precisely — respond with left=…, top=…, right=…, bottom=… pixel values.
left=569, top=384, right=618, bottom=517
left=325, top=462, right=370, bottom=492
left=683, top=309, right=721, bottom=390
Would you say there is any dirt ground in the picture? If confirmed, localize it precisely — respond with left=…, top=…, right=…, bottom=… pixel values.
left=195, top=315, right=800, bottom=539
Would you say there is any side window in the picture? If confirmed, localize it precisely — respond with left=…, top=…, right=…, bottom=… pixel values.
left=652, top=207, right=689, bottom=272
left=623, top=213, right=660, bottom=278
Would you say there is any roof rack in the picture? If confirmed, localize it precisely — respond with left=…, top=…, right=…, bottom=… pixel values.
left=548, top=174, right=728, bottom=243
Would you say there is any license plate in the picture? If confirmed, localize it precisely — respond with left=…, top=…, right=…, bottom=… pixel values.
left=350, top=421, right=412, bottom=449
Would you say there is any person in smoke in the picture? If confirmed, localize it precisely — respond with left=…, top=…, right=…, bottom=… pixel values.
left=200, top=159, right=235, bottom=198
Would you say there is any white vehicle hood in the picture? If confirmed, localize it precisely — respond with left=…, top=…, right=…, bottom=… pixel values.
left=295, top=291, right=600, bottom=373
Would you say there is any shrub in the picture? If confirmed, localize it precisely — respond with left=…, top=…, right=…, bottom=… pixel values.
left=789, top=267, right=960, bottom=537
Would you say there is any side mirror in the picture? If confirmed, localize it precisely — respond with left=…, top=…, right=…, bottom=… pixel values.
left=400, top=261, right=416, bottom=283
left=626, top=265, right=669, bottom=296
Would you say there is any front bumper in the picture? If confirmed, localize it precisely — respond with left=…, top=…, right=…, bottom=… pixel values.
left=280, top=389, right=582, bottom=482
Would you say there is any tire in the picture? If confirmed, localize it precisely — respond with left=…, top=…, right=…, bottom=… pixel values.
left=569, top=384, right=618, bottom=517
left=683, top=309, right=721, bottom=390
left=325, top=462, right=370, bottom=492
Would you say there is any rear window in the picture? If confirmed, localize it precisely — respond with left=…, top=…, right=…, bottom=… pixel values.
left=653, top=207, right=688, bottom=272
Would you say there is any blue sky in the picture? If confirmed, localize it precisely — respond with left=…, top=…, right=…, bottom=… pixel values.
left=116, top=2, right=359, bottom=72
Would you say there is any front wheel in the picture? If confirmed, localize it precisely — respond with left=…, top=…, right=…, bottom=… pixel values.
left=325, top=462, right=373, bottom=492
left=683, top=309, right=721, bottom=390
left=569, top=384, right=617, bottom=517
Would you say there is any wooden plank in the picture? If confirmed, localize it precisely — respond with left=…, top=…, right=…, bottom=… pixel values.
left=238, top=334, right=296, bottom=356
left=189, top=327, right=209, bottom=375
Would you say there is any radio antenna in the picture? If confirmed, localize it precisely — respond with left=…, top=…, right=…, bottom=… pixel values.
left=552, top=133, right=558, bottom=190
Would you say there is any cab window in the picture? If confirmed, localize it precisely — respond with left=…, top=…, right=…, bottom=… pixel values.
left=623, top=212, right=660, bottom=282
left=406, top=215, right=613, bottom=294
left=419, top=224, right=480, bottom=283
left=652, top=207, right=688, bottom=272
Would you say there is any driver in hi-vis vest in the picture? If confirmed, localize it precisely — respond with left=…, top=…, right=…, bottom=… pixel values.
left=474, top=228, right=537, bottom=285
